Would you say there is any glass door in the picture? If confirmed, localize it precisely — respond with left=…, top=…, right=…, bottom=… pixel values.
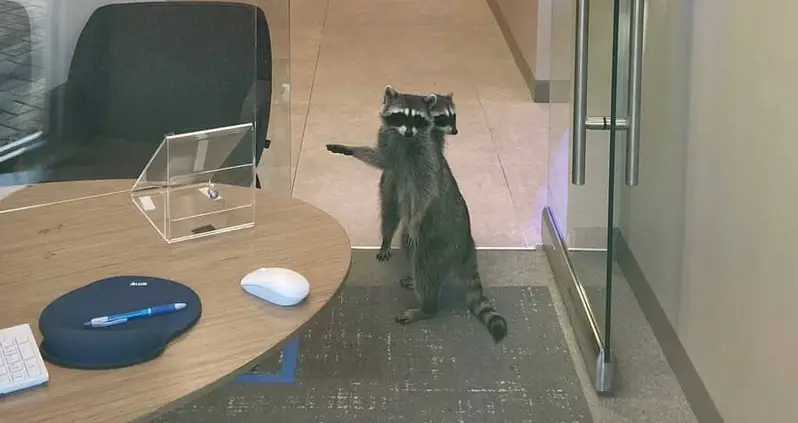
left=544, top=0, right=642, bottom=394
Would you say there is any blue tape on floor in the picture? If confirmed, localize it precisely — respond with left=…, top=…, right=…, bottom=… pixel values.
left=234, top=336, right=299, bottom=384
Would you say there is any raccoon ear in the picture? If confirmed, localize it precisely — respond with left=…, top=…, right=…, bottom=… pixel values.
left=444, top=92, right=454, bottom=99
left=383, top=85, right=398, bottom=103
left=423, top=94, right=438, bottom=107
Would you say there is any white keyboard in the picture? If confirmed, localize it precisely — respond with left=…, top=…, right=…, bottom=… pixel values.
left=0, top=324, right=49, bottom=395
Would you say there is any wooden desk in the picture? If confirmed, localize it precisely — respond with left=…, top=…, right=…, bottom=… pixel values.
left=0, top=180, right=352, bottom=422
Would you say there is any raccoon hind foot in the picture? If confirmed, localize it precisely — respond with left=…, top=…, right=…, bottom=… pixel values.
left=395, top=308, right=435, bottom=324
left=399, top=276, right=414, bottom=289
left=376, top=249, right=392, bottom=261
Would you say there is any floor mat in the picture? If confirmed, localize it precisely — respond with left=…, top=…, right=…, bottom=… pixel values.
left=154, top=257, right=592, bottom=422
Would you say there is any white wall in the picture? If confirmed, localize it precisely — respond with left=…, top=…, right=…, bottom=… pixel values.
left=680, top=1, right=798, bottom=420
left=535, top=0, right=550, bottom=80
left=492, top=0, right=539, bottom=75
left=620, top=0, right=798, bottom=421
left=490, top=0, right=552, bottom=83
left=618, top=0, right=691, bottom=326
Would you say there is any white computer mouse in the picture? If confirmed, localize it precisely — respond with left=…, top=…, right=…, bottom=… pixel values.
left=240, top=267, right=310, bottom=306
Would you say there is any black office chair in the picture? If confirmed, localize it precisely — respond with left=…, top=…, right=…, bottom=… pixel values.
left=3, top=1, right=272, bottom=187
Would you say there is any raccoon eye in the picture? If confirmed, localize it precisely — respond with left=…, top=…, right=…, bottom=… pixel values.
left=433, top=115, right=450, bottom=127
left=384, top=113, right=407, bottom=127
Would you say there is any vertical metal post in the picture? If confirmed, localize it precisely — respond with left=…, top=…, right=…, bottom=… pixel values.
left=625, top=0, right=645, bottom=186
left=571, top=0, right=590, bottom=185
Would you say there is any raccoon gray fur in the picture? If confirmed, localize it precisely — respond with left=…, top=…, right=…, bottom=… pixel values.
left=325, top=85, right=508, bottom=342
left=325, top=92, right=458, bottom=262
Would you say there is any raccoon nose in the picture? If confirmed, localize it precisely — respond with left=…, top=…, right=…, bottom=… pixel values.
left=451, top=128, right=459, bottom=135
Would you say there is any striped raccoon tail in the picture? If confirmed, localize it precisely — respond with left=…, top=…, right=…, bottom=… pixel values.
left=469, top=294, right=508, bottom=342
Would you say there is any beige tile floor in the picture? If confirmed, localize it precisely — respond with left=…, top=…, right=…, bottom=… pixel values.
left=288, top=0, right=548, bottom=248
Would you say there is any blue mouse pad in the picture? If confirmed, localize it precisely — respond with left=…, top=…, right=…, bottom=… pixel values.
left=38, top=276, right=202, bottom=370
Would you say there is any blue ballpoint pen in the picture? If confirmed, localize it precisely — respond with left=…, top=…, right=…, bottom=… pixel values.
left=83, top=303, right=187, bottom=328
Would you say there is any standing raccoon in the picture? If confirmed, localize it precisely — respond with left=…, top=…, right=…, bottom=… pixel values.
left=377, top=92, right=458, bottom=261
left=327, top=92, right=459, bottom=262
left=326, top=86, right=508, bottom=342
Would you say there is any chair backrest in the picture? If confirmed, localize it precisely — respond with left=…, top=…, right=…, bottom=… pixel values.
left=68, top=1, right=271, bottom=142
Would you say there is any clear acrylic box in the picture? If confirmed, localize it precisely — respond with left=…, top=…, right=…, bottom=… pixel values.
left=130, top=123, right=257, bottom=243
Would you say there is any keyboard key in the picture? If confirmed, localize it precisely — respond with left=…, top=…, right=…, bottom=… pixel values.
left=0, top=324, right=49, bottom=395
left=6, top=353, right=20, bottom=364
left=24, top=360, right=40, bottom=376
left=18, top=343, right=35, bottom=360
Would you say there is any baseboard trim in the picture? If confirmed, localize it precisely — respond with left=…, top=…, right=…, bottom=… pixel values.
left=532, top=80, right=550, bottom=103
left=486, top=0, right=550, bottom=103
left=542, top=207, right=613, bottom=394
left=616, top=234, right=725, bottom=423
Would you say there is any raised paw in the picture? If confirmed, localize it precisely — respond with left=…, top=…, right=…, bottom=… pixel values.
left=376, top=249, right=392, bottom=261
left=326, top=144, right=353, bottom=156
left=399, top=276, right=414, bottom=289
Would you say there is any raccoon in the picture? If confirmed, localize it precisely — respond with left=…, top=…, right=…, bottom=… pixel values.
left=430, top=92, right=458, bottom=137
left=325, top=91, right=458, bottom=262
left=326, top=86, right=508, bottom=342
left=374, top=91, right=458, bottom=261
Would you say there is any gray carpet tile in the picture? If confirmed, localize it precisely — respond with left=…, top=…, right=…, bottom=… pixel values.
left=345, top=249, right=552, bottom=288
left=152, top=253, right=592, bottom=422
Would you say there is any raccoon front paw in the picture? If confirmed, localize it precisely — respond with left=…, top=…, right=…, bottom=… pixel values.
left=326, top=144, right=353, bottom=156
left=399, top=276, right=414, bottom=289
left=406, top=220, right=422, bottom=246
left=405, top=232, right=418, bottom=249
left=376, top=249, right=392, bottom=261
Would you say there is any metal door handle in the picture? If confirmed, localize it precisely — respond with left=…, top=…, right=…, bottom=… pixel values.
left=571, top=0, right=590, bottom=185
left=572, top=0, right=645, bottom=187
left=625, top=0, right=645, bottom=186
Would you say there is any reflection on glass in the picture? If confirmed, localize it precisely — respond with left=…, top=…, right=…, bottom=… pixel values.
left=0, top=0, right=291, bottom=212
left=0, top=0, right=46, bottom=183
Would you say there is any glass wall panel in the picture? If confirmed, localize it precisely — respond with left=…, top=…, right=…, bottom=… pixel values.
left=0, top=0, right=289, bottom=212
